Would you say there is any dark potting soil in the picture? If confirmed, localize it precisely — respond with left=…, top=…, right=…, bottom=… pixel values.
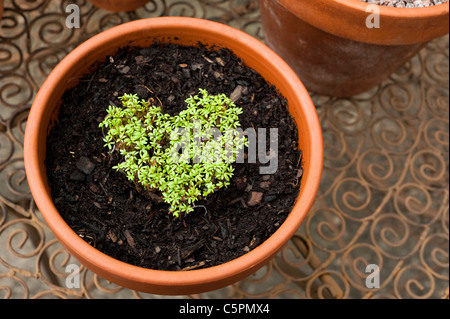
left=46, top=43, right=303, bottom=271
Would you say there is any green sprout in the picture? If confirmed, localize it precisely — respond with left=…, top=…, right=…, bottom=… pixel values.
left=99, top=89, right=247, bottom=218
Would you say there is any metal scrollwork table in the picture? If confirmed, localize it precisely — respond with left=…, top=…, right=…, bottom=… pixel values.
left=0, top=0, right=448, bottom=299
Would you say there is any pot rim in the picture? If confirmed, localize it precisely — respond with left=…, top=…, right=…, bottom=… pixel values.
left=24, top=16, right=323, bottom=295
left=276, top=0, right=449, bottom=45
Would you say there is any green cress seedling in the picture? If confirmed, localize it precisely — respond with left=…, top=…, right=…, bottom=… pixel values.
left=99, top=89, right=247, bottom=218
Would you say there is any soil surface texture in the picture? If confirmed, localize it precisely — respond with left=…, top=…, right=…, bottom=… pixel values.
left=46, top=43, right=303, bottom=271
left=360, top=0, right=448, bottom=7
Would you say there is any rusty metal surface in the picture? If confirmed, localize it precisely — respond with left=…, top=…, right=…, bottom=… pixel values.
left=0, top=0, right=448, bottom=299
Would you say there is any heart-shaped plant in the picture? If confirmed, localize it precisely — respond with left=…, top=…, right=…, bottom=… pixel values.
left=99, top=89, right=247, bottom=218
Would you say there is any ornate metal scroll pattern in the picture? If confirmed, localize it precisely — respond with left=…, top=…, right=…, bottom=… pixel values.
left=0, top=0, right=448, bottom=299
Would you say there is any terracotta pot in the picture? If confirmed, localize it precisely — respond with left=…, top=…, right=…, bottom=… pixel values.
left=24, top=17, right=323, bottom=295
left=259, top=0, right=449, bottom=97
left=88, top=0, right=149, bottom=12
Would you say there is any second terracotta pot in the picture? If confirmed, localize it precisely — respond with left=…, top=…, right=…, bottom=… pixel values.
left=259, top=0, right=449, bottom=97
